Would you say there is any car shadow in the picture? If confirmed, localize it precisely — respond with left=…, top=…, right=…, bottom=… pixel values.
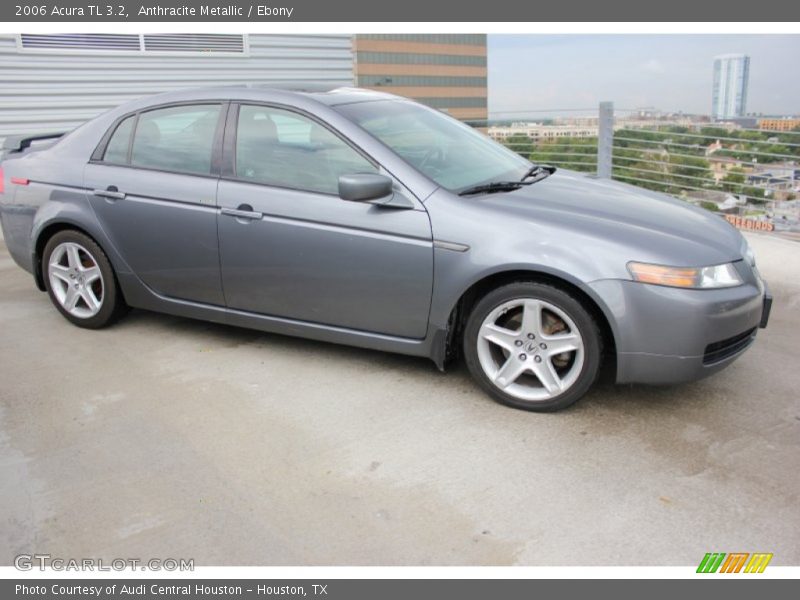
left=115, top=307, right=438, bottom=374
left=109, top=308, right=723, bottom=421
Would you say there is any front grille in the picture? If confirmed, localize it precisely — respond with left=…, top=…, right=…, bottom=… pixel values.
left=703, top=328, right=757, bottom=365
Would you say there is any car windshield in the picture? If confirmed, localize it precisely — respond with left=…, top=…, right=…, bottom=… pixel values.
left=336, top=100, right=531, bottom=192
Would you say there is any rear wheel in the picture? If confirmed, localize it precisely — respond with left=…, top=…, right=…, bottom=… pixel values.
left=43, top=230, right=127, bottom=329
left=463, top=282, right=602, bottom=412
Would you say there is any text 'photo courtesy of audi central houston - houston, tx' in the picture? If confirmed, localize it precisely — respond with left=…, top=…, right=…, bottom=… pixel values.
left=0, top=86, right=772, bottom=411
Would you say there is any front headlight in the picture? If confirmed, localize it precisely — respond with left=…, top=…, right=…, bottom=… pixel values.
left=627, top=261, right=743, bottom=289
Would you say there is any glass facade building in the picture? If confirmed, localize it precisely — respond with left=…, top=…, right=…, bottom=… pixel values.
left=712, top=54, right=750, bottom=120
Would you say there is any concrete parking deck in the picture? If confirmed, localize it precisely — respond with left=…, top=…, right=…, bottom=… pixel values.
left=1, top=231, right=798, bottom=566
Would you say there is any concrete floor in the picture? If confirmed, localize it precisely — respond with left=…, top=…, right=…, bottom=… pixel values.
left=0, top=231, right=798, bottom=566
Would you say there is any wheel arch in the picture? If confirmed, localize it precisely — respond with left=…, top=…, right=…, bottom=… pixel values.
left=33, top=221, right=113, bottom=292
left=441, top=268, right=619, bottom=375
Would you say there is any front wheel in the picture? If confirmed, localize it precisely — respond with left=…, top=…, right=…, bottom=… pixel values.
left=463, top=282, right=602, bottom=412
left=42, top=230, right=127, bottom=329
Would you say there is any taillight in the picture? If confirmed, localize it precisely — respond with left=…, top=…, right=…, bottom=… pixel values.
left=0, top=169, right=30, bottom=193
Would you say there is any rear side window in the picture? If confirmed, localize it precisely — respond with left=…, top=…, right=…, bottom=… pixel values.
left=129, top=104, right=221, bottom=175
left=103, top=116, right=134, bottom=164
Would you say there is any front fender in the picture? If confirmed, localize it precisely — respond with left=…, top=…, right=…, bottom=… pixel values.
left=429, top=248, right=622, bottom=348
left=424, top=188, right=626, bottom=368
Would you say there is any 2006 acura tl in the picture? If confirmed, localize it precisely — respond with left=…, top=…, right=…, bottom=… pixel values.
left=0, top=87, right=772, bottom=411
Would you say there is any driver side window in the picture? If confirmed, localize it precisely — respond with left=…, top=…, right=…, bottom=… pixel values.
left=235, top=105, right=377, bottom=195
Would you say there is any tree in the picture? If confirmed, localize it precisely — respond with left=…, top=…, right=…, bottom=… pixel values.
left=667, top=153, right=713, bottom=188
left=504, top=134, right=534, bottom=158
left=529, top=137, right=597, bottom=173
left=743, top=186, right=768, bottom=204
left=699, top=201, right=719, bottom=212
left=721, top=167, right=746, bottom=193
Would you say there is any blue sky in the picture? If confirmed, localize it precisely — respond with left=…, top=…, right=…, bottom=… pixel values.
left=488, top=35, right=800, bottom=117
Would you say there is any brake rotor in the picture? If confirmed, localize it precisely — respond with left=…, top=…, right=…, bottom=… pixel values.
left=543, top=311, right=571, bottom=368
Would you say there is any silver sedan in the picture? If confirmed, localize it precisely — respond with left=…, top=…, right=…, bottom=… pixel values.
left=0, top=87, right=771, bottom=411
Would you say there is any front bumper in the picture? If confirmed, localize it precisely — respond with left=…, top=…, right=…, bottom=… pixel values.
left=590, top=275, right=769, bottom=385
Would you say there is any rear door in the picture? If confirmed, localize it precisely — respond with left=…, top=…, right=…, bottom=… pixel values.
left=216, top=103, right=434, bottom=339
left=84, top=103, right=226, bottom=305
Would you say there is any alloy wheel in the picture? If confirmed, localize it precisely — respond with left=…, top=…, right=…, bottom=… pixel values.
left=47, top=242, right=105, bottom=319
left=476, top=298, right=585, bottom=402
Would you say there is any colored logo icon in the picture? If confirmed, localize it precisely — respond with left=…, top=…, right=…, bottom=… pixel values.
left=697, top=553, right=773, bottom=573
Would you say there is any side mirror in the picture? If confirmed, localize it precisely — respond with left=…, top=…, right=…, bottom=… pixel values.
left=338, top=173, right=393, bottom=203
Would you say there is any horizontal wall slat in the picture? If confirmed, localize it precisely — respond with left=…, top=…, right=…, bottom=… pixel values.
left=0, top=33, right=354, bottom=139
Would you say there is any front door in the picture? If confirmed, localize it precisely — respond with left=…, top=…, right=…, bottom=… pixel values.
left=217, top=103, right=433, bottom=339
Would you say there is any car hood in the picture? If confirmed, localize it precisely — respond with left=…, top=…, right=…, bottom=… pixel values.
left=474, top=169, right=745, bottom=266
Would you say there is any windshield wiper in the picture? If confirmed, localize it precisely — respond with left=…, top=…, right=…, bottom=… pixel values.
left=458, top=181, right=525, bottom=196
left=458, top=165, right=557, bottom=197
left=521, top=164, right=556, bottom=182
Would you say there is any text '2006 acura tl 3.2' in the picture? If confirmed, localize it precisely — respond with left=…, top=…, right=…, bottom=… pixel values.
left=0, top=86, right=772, bottom=411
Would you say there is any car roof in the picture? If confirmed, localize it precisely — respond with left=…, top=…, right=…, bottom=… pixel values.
left=125, top=85, right=404, bottom=111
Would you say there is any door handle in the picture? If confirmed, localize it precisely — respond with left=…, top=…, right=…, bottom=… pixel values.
left=221, top=205, right=263, bottom=220
left=93, top=187, right=126, bottom=200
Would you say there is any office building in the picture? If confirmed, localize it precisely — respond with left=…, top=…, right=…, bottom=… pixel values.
left=712, top=54, right=750, bottom=120
left=0, top=33, right=354, bottom=140
left=353, top=34, right=488, bottom=124
left=1, top=33, right=490, bottom=141
left=758, top=118, right=800, bottom=132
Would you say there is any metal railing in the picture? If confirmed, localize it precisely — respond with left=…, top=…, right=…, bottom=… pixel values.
left=472, top=103, right=800, bottom=233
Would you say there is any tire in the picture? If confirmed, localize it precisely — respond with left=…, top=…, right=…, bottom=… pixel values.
left=42, top=230, right=128, bottom=329
left=463, top=281, right=602, bottom=412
